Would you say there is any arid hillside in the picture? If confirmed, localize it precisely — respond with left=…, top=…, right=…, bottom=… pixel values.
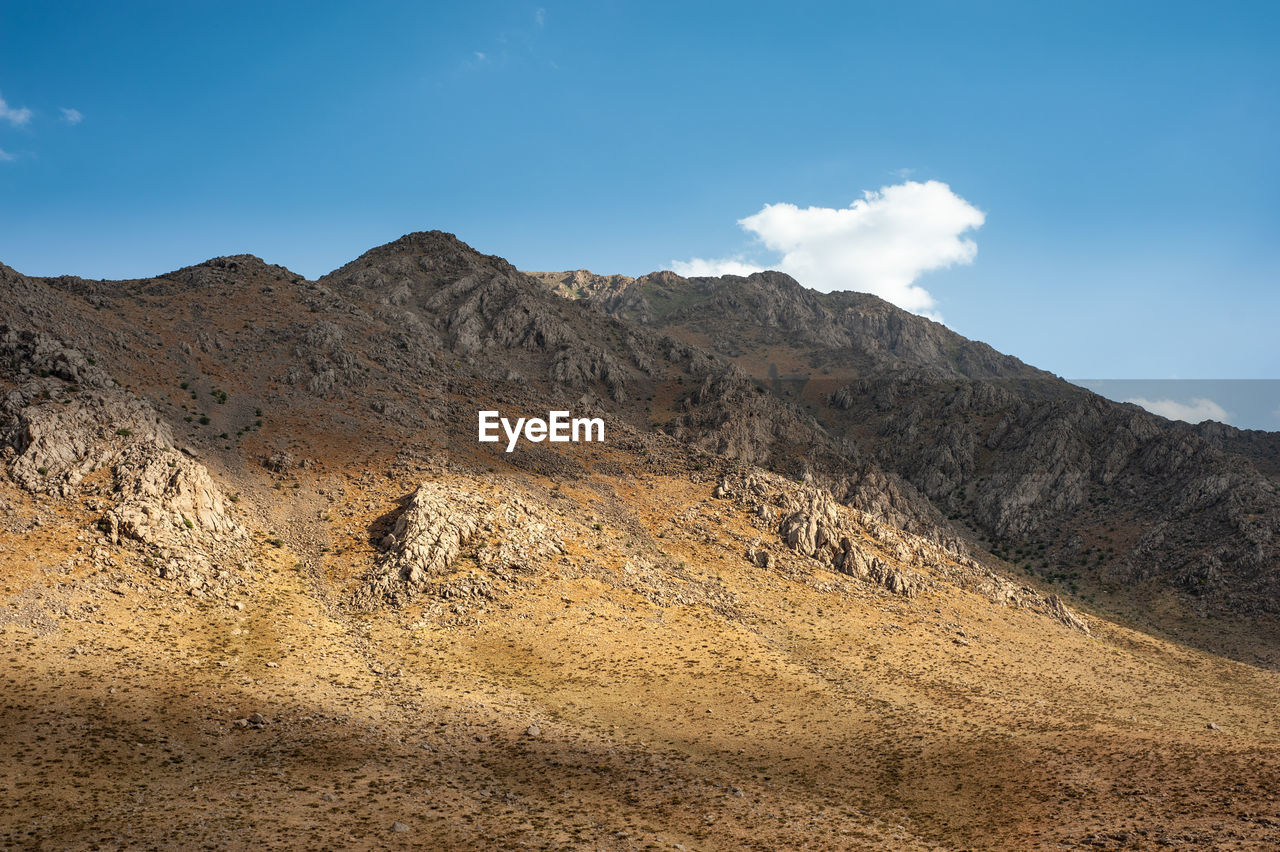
left=531, top=268, right=1280, bottom=624
left=0, top=234, right=1278, bottom=850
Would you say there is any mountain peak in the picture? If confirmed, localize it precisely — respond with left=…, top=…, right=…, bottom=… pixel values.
left=323, top=230, right=516, bottom=283
left=163, top=254, right=302, bottom=287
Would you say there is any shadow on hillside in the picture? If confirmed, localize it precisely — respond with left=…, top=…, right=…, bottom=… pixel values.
left=365, top=490, right=418, bottom=551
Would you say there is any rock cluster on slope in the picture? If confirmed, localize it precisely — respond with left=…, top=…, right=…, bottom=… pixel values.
left=355, top=479, right=563, bottom=607
left=715, top=471, right=1090, bottom=631
left=0, top=325, right=249, bottom=596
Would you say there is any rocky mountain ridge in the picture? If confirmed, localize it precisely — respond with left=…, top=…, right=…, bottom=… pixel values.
left=532, top=266, right=1280, bottom=616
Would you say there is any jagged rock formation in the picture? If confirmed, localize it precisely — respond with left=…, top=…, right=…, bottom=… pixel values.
left=717, top=470, right=1089, bottom=631
left=0, top=324, right=248, bottom=596
left=526, top=269, right=638, bottom=304
left=0, top=326, right=171, bottom=495
left=355, top=480, right=562, bottom=607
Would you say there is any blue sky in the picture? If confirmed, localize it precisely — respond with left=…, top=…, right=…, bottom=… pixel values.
left=2, top=1, right=1278, bottom=392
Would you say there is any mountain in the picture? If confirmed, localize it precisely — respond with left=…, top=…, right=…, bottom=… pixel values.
left=531, top=267, right=1280, bottom=618
left=1, top=235, right=1279, bottom=850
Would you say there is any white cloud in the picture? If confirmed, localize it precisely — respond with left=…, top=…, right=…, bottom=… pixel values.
left=670, top=256, right=764, bottom=278
left=535, top=7, right=546, bottom=26
left=671, top=180, right=984, bottom=317
left=1126, top=397, right=1229, bottom=424
left=0, top=92, right=32, bottom=127
left=0, top=148, right=13, bottom=162
left=60, top=107, right=83, bottom=124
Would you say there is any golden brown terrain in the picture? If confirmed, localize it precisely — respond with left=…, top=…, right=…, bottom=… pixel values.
left=4, top=452, right=1280, bottom=850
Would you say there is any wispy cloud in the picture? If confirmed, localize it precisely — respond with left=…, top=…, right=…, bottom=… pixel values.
left=0, top=91, right=33, bottom=127
left=671, top=180, right=984, bottom=319
left=0, top=148, right=14, bottom=162
left=1126, top=397, right=1229, bottom=424
left=60, top=107, right=83, bottom=125
left=455, top=8, right=554, bottom=76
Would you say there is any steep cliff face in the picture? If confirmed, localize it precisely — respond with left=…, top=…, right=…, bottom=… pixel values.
left=536, top=267, right=1280, bottom=614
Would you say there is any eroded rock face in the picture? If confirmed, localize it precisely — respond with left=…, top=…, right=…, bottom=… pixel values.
left=356, top=480, right=562, bottom=606
left=0, top=325, right=248, bottom=595
left=715, top=471, right=1090, bottom=632
left=718, top=471, right=927, bottom=599
left=103, top=443, right=244, bottom=545
left=0, top=327, right=174, bottom=496
left=4, top=388, right=171, bottom=495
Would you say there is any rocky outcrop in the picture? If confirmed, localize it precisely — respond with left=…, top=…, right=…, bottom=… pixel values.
left=1, top=326, right=172, bottom=496
left=3, top=388, right=171, bottom=495
left=0, top=325, right=248, bottom=595
left=716, top=471, right=1090, bottom=631
left=716, top=471, right=928, bottom=598
left=100, top=442, right=249, bottom=595
left=355, top=480, right=562, bottom=607
left=103, top=443, right=244, bottom=546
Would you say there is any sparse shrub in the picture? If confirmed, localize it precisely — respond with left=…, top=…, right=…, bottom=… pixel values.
left=116, top=428, right=133, bottom=437
left=37, top=466, right=49, bottom=476
left=198, top=415, right=210, bottom=425
left=183, top=517, right=194, bottom=529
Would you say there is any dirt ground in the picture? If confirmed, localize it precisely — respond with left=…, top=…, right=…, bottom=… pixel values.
left=3, top=466, right=1280, bottom=852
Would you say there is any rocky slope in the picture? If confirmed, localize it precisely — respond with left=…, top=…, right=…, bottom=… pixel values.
left=535, top=268, right=1280, bottom=616
left=1, top=235, right=1278, bottom=849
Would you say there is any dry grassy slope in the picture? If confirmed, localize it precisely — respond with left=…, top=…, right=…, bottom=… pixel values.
left=4, top=451, right=1280, bottom=851
left=1, top=241, right=1279, bottom=849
